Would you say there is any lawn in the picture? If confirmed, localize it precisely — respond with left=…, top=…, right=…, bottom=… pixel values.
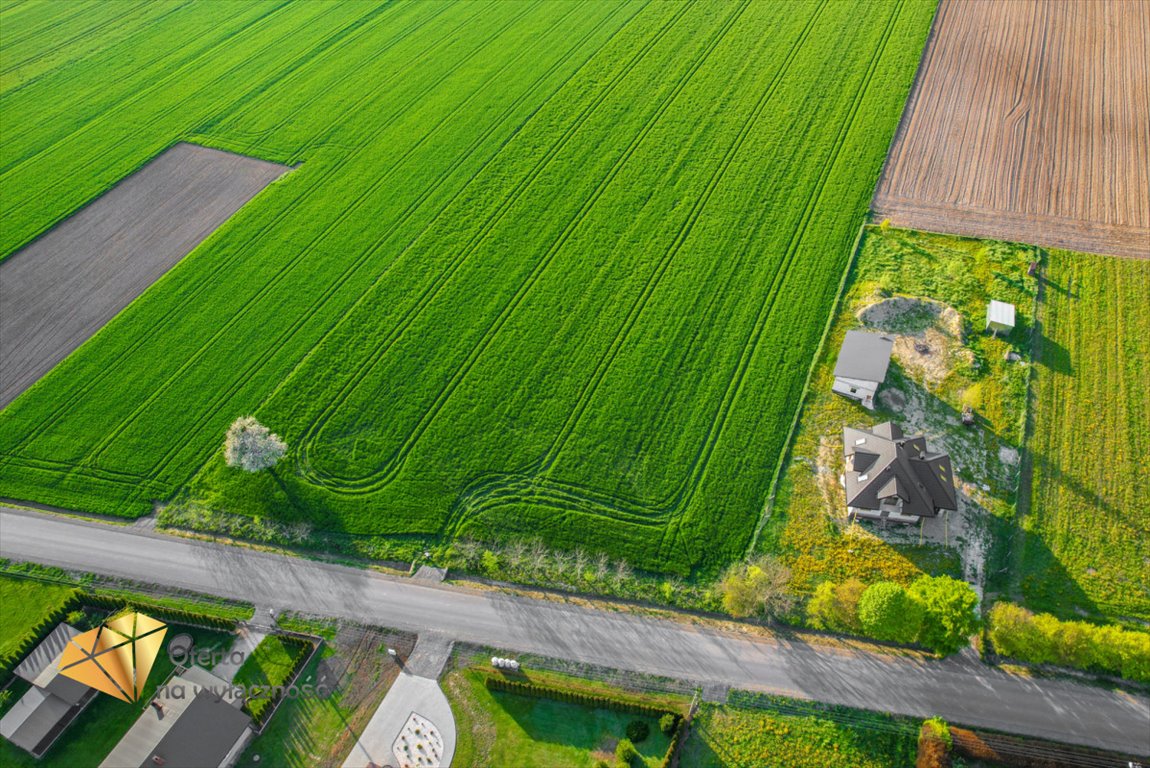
left=1013, top=250, right=1150, bottom=623
left=446, top=668, right=676, bottom=768
left=0, top=573, right=78, bottom=659
left=237, top=621, right=413, bottom=768
left=232, top=633, right=312, bottom=720
left=680, top=699, right=918, bottom=768
left=759, top=226, right=1036, bottom=591
left=0, top=1, right=935, bottom=575
left=0, top=623, right=233, bottom=768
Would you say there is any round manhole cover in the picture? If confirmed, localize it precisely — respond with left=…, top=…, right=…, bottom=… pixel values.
left=167, top=633, right=194, bottom=665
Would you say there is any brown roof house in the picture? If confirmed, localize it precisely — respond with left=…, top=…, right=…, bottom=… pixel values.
left=842, top=422, right=957, bottom=523
left=0, top=623, right=97, bottom=758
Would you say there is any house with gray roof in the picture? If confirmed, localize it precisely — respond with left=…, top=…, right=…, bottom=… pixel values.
left=101, top=662, right=251, bottom=768
left=0, top=622, right=97, bottom=758
left=842, top=421, right=957, bottom=523
left=832, top=330, right=894, bottom=410
left=101, top=665, right=252, bottom=768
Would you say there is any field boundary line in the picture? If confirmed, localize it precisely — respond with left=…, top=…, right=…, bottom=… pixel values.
left=75, top=1, right=548, bottom=471
left=10, top=2, right=523, bottom=451
left=746, top=221, right=867, bottom=557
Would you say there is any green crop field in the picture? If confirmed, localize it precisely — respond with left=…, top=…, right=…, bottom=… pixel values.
left=1014, top=251, right=1150, bottom=623
left=0, top=0, right=935, bottom=575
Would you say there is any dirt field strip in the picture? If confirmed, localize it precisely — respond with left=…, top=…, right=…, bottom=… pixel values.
left=873, top=0, right=1150, bottom=258
left=0, top=143, right=289, bottom=407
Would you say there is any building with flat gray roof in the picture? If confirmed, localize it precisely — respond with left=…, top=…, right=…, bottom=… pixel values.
left=0, top=622, right=96, bottom=757
left=832, top=330, right=894, bottom=410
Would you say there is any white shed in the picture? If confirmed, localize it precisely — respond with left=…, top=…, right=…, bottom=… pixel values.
left=986, top=300, right=1015, bottom=335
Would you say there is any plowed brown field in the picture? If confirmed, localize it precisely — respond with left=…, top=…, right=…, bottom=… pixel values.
left=874, top=0, right=1150, bottom=258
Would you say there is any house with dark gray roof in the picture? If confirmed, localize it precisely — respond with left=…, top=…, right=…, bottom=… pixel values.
left=832, top=330, right=894, bottom=410
left=101, top=665, right=252, bottom=768
left=842, top=421, right=957, bottom=523
left=0, top=623, right=97, bottom=757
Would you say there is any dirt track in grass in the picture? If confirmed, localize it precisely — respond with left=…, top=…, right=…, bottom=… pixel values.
left=0, top=143, right=289, bottom=407
left=873, top=0, right=1150, bottom=258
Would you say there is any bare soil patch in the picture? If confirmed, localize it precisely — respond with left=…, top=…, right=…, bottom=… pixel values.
left=873, top=0, right=1150, bottom=258
left=0, top=142, right=289, bottom=407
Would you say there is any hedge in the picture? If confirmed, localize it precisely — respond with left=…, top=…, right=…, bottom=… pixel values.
left=84, top=592, right=241, bottom=631
left=0, top=591, right=82, bottom=682
left=987, top=602, right=1150, bottom=683
left=483, top=676, right=684, bottom=767
left=240, top=636, right=315, bottom=725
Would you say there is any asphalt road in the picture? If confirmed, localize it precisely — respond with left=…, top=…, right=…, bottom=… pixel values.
left=2, top=507, right=1147, bottom=756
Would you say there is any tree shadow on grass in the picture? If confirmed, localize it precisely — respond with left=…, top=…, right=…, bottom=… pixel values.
left=1035, top=334, right=1072, bottom=376
left=985, top=498, right=1104, bottom=622
left=489, top=688, right=668, bottom=762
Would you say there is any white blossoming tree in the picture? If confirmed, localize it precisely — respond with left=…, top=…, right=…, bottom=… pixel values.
left=224, top=416, right=287, bottom=472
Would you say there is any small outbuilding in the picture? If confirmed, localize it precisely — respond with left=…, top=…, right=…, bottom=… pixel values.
left=842, top=421, right=957, bottom=523
left=832, top=330, right=894, bottom=410
left=985, top=300, right=1015, bottom=336
left=0, top=623, right=96, bottom=758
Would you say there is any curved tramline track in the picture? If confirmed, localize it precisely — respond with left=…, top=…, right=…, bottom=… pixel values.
left=449, top=0, right=910, bottom=562
left=0, top=0, right=937, bottom=573
left=294, top=0, right=751, bottom=493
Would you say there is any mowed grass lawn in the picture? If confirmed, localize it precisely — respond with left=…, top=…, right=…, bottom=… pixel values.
left=1016, top=251, right=1150, bottom=623
left=0, top=573, right=78, bottom=659
left=0, top=1, right=935, bottom=575
left=446, top=669, right=674, bottom=768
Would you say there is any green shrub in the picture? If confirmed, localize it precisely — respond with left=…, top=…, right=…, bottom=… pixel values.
left=659, top=712, right=677, bottom=736
left=908, top=575, right=980, bottom=654
left=917, top=717, right=952, bottom=768
left=987, top=602, right=1150, bottom=682
left=615, top=737, right=637, bottom=764
left=858, top=582, right=922, bottom=643
left=719, top=556, right=793, bottom=618
left=626, top=719, right=650, bottom=743
left=807, top=578, right=865, bottom=632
